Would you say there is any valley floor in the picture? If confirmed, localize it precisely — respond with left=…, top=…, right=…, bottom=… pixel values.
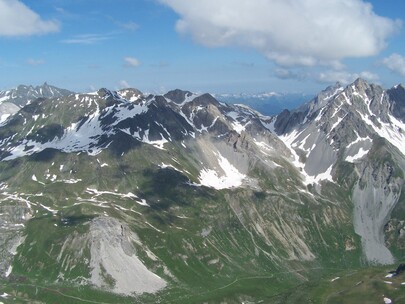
left=1, top=264, right=404, bottom=303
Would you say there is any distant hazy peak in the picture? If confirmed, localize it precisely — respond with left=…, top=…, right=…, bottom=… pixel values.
left=0, top=83, right=74, bottom=107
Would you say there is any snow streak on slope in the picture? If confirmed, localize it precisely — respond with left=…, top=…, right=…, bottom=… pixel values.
left=345, top=147, right=369, bottom=163
left=3, top=101, right=151, bottom=160
left=226, top=110, right=250, bottom=133
left=355, top=110, right=405, bottom=157
left=198, top=151, right=246, bottom=189
left=278, top=130, right=333, bottom=185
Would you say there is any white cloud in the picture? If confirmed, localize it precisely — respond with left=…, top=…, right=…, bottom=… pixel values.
left=124, top=57, right=140, bottom=67
left=274, top=68, right=307, bottom=81
left=61, top=34, right=111, bottom=44
left=382, top=53, right=405, bottom=76
left=160, top=0, right=400, bottom=67
left=119, top=80, right=130, bottom=88
left=26, top=58, right=45, bottom=66
left=117, top=21, right=139, bottom=31
left=359, top=71, right=379, bottom=82
left=0, top=0, right=59, bottom=36
left=317, top=70, right=379, bottom=84
left=318, top=70, right=356, bottom=84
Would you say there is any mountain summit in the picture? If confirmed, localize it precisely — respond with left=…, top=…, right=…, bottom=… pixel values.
left=272, top=78, right=405, bottom=264
left=0, top=79, right=404, bottom=302
left=0, top=82, right=73, bottom=107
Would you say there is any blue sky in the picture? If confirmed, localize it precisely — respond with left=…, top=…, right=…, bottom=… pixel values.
left=1, top=0, right=405, bottom=94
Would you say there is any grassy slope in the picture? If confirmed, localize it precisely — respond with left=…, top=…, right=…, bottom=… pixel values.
left=0, top=137, right=403, bottom=303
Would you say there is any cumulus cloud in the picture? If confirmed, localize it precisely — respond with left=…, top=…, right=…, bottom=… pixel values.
left=359, top=71, right=379, bottom=82
left=0, top=0, right=59, bottom=36
left=317, top=70, right=379, bottom=84
left=124, top=57, right=140, bottom=67
left=160, top=0, right=400, bottom=67
left=382, top=53, right=405, bottom=76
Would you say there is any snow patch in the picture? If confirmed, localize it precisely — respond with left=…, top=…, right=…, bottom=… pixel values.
left=347, top=132, right=371, bottom=148
left=39, top=203, right=58, bottom=214
left=0, top=114, right=11, bottom=124
left=0, top=292, right=9, bottom=298
left=279, top=130, right=333, bottom=185
left=341, top=92, right=352, bottom=105
left=357, top=111, right=405, bottom=157
left=142, top=130, right=168, bottom=150
left=329, top=114, right=346, bottom=131
left=345, top=147, right=369, bottom=163
left=198, top=152, right=246, bottom=189
left=304, top=165, right=334, bottom=185
left=5, top=265, right=12, bottom=277
left=86, top=188, right=149, bottom=207
left=60, top=179, right=82, bottom=184
left=384, top=297, right=392, bottom=304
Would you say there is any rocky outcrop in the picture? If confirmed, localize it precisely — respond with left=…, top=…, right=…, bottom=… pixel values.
left=387, top=84, right=405, bottom=122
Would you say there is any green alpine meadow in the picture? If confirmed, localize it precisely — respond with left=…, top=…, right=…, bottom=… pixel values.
left=0, top=79, right=404, bottom=303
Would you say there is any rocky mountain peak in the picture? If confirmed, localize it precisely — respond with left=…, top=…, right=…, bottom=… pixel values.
left=97, top=88, right=112, bottom=97
left=164, top=89, right=193, bottom=104
left=0, top=82, right=74, bottom=107
left=0, top=79, right=405, bottom=302
left=306, top=82, right=344, bottom=115
left=353, top=77, right=369, bottom=88
left=348, top=78, right=379, bottom=95
left=272, top=82, right=344, bottom=135
left=117, top=88, right=143, bottom=102
left=317, top=82, right=344, bottom=101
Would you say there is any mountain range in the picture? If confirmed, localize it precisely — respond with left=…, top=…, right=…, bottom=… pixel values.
left=0, top=83, right=73, bottom=124
left=215, top=91, right=313, bottom=116
left=0, top=80, right=404, bottom=303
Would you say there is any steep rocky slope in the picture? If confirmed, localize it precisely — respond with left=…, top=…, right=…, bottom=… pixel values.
left=0, top=79, right=403, bottom=303
left=273, top=78, right=405, bottom=265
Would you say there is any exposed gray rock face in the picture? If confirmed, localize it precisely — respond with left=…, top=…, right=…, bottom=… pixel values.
left=274, top=108, right=307, bottom=135
left=274, top=78, right=405, bottom=264
left=274, top=82, right=343, bottom=134
left=0, top=202, right=31, bottom=278
left=88, top=217, right=166, bottom=295
left=0, top=102, right=19, bottom=123
left=0, top=78, right=404, bottom=303
left=164, top=89, right=193, bottom=104
left=352, top=161, right=400, bottom=264
left=387, top=84, right=405, bottom=122
left=304, top=82, right=344, bottom=117
left=0, top=83, right=73, bottom=107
